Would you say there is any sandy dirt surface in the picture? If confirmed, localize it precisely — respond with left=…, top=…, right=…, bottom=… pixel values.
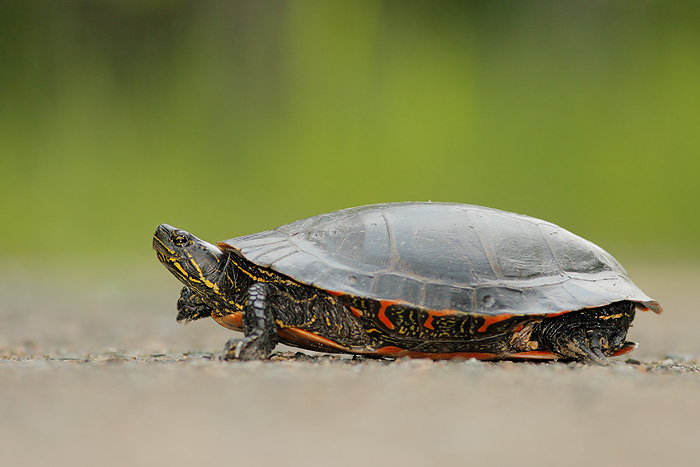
left=1, top=262, right=698, bottom=467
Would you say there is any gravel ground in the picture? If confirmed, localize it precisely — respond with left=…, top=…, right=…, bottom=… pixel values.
left=1, top=262, right=698, bottom=467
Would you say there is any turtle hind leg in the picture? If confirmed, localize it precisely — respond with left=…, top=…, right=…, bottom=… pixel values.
left=536, top=301, right=636, bottom=365
left=221, top=283, right=278, bottom=361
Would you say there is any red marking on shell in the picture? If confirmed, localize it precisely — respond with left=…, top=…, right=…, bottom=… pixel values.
left=505, top=343, right=637, bottom=360
left=636, top=301, right=663, bottom=314
left=371, top=347, right=552, bottom=360
left=508, top=350, right=558, bottom=359
left=377, top=300, right=395, bottom=330
left=611, top=342, right=638, bottom=356
left=477, top=313, right=515, bottom=333
left=369, top=347, right=637, bottom=361
left=423, top=310, right=460, bottom=330
left=212, top=312, right=244, bottom=331
left=349, top=307, right=362, bottom=318
left=543, top=310, right=572, bottom=318
left=277, top=328, right=350, bottom=353
left=215, top=315, right=354, bottom=354
left=372, top=346, right=498, bottom=360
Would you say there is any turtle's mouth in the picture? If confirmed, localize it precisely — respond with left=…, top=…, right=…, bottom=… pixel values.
left=152, top=235, right=173, bottom=262
left=153, top=227, right=180, bottom=265
left=153, top=242, right=181, bottom=274
left=153, top=241, right=191, bottom=284
left=155, top=249, right=167, bottom=264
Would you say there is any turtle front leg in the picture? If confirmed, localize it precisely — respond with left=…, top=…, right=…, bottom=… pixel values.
left=176, top=287, right=214, bottom=323
left=221, top=283, right=279, bottom=360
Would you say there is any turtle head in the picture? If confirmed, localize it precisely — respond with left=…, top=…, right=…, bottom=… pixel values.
left=153, top=224, right=227, bottom=297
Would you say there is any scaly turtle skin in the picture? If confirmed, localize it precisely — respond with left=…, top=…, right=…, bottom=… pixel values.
left=153, top=202, right=662, bottom=364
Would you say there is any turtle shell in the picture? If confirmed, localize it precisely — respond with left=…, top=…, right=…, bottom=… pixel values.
left=218, top=202, right=661, bottom=316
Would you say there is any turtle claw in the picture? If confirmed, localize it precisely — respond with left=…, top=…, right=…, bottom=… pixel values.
left=234, top=340, right=244, bottom=359
left=562, top=331, right=612, bottom=365
left=545, top=329, right=612, bottom=365
left=577, top=342, right=611, bottom=366
left=219, top=338, right=238, bottom=360
left=220, top=338, right=245, bottom=360
left=220, top=337, right=270, bottom=360
left=584, top=333, right=612, bottom=365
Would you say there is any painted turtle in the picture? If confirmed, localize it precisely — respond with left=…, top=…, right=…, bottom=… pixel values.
left=153, top=202, right=661, bottom=364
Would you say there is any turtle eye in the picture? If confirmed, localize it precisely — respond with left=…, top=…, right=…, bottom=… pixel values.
left=172, top=234, right=189, bottom=247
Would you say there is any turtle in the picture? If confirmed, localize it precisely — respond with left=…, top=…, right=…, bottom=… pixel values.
left=153, top=202, right=661, bottom=364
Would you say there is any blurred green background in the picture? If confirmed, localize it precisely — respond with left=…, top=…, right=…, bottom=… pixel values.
left=2, top=0, right=699, bottom=264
